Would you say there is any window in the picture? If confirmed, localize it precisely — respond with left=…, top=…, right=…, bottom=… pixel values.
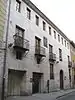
left=68, top=55, right=70, bottom=62
left=65, top=40, right=66, bottom=47
left=58, top=34, right=60, bottom=42
left=50, top=63, right=54, bottom=79
left=61, top=37, right=63, bottom=45
left=27, top=8, right=31, bottom=20
left=43, top=37, right=47, bottom=47
left=16, top=0, right=21, bottom=12
left=16, top=51, right=22, bottom=60
left=59, top=48, right=62, bottom=61
left=49, top=27, right=51, bottom=35
left=35, top=15, right=39, bottom=26
left=43, top=21, right=46, bottom=31
left=54, top=31, right=56, bottom=39
left=67, top=42, right=69, bottom=49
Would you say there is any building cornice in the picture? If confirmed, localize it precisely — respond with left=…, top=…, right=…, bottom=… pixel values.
left=70, top=41, right=75, bottom=48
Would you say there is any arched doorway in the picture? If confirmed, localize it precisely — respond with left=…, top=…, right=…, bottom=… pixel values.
left=60, top=70, right=64, bottom=89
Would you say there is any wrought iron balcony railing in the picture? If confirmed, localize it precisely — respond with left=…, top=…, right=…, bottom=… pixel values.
left=13, top=35, right=29, bottom=51
left=68, top=61, right=72, bottom=67
left=49, top=52, right=56, bottom=61
left=35, top=46, right=46, bottom=57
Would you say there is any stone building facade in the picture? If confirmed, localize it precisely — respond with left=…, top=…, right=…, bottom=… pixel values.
left=2, top=0, right=72, bottom=97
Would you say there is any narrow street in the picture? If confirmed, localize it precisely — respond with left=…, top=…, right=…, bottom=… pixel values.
left=6, top=90, right=75, bottom=100
left=57, top=92, right=75, bottom=100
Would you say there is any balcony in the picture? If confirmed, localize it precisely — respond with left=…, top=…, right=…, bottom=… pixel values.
left=68, top=61, right=72, bottom=68
left=13, top=35, right=29, bottom=52
left=35, top=46, right=46, bottom=57
left=49, top=52, right=56, bottom=61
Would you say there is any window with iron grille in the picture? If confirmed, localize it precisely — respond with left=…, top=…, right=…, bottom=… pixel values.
left=27, top=8, right=31, bottom=20
left=49, top=27, right=51, bottom=35
left=16, top=0, right=21, bottom=12
left=43, top=37, right=47, bottom=47
left=59, top=48, right=62, bottom=61
left=43, top=21, right=46, bottom=31
left=35, top=15, right=39, bottom=26
left=50, top=63, right=54, bottom=79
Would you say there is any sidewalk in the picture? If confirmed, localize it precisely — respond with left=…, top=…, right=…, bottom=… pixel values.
left=6, top=89, right=75, bottom=100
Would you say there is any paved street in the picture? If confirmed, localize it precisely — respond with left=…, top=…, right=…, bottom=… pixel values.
left=6, top=89, right=75, bottom=100
left=57, top=92, right=75, bottom=100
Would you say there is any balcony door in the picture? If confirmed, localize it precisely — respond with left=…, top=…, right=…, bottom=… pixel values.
left=15, top=26, right=24, bottom=47
left=49, top=44, right=53, bottom=53
left=35, top=37, right=41, bottom=54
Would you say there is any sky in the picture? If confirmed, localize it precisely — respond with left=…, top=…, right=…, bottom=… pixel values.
left=31, top=0, right=75, bottom=42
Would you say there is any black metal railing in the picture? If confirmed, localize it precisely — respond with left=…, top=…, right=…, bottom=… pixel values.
left=49, top=52, right=56, bottom=61
left=35, top=46, right=46, bottom=57
left=13, top=35, right=29, bottom=50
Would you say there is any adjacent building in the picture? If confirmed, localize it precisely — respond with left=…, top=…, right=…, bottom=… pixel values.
left=70, top=41, right=75, bottom=88
left=2, top=0, right=72, bottom=97
left=0, top=0, right=7, bottom=98
left=0, top=0, right=7, bottom=41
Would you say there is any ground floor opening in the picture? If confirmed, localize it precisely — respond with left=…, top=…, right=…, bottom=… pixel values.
left=32, top=72, right=43, bottom=94
left=8, top=69, right=26, bottom=96
left=60, top=70, right=64, bottom=89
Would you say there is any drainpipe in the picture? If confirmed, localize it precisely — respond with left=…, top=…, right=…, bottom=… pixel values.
left=1, top=0, right=11, bottom=100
